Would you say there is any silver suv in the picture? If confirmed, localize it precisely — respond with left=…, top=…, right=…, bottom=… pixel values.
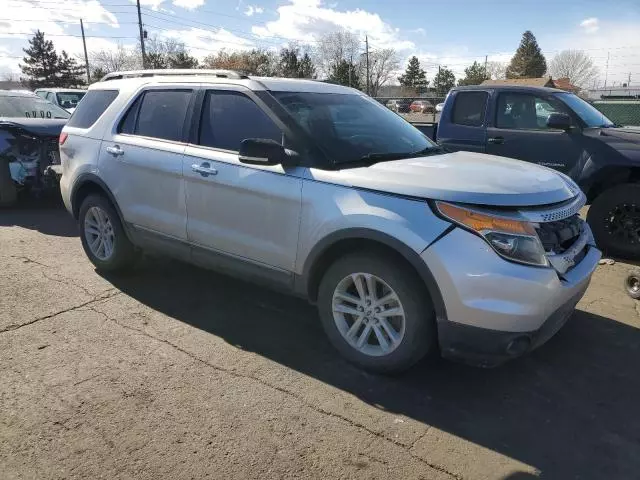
left=59, top=70, right=601, bottom=373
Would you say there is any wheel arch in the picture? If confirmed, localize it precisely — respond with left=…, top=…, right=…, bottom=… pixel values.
left=298, top=228, right=447, bottom=322
left=583, top=166, right=640, bottom=203
left=71, top=174, right=132, bottom=241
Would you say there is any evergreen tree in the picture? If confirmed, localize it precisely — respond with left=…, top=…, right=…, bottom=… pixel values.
left=433, top=66, right=456, bottom=94
left=298, top=53, right=316, bottom=79
left=57, top=51, right=85, bottom=87
left=398, top=56, right=428, bottom=90
left=168, top=51, right=199, bottom=69
left=278, top=47, right=316, bottom=78
left=506, top=31, right=547, bottom=78
left=327, top=59, right=360, bottom=89
left=20, top=30, right=59, bottom=89
left=90, top=67, right=108, bottom=84
left=457, top=61, right=488, bottom=86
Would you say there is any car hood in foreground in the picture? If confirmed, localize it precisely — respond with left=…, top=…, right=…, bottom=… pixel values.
left=310, top=151, right=580, bottom=207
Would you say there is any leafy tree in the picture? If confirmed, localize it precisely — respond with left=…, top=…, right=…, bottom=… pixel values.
left=146, top=52, right=167, bottom=69
left=168, top=51, right=199, bottom=69
left=203, top=49, right=278, bottom=76
left=327, top=59, right=361, bottom=89
left=433, top=66, right=456, bottom=94
left=278, top=46, right=316, bottom=78
left=57, top=50, right=86, bottom=87
left=457, top=61, right=488, bottom=86
left=548, top=50, right=598, bottom=89
left=398, top=56, right=428, bottom=90
left=20, top=30, right=59, bottom=89
left=506, top=31, right=547, bottom=78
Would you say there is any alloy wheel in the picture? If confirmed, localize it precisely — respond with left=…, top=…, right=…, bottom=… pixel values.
left=84, top=206, right=115, bottom=261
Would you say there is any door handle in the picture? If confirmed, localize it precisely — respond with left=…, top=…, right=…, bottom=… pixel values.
left=191, top=162, right=218, bottom=177
left=487, top=137, right=504, bottom=145
left=105, top=145, right=124, bottom=156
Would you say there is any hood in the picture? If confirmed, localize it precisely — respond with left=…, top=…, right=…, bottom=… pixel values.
left=0, top=118, right=67, bottom=137
left=588, top=126, right=640, bottom=143
left=310, top=151, right=580, bottom=207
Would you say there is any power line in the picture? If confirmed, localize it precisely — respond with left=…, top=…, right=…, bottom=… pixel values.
left=0, top=31, right=139, bottom=39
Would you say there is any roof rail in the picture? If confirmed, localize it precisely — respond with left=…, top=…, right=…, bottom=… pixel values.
left=100, top=69, right=249, bottom=81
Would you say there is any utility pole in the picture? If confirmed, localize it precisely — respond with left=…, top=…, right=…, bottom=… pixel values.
left=349, top=53, right=353, bottom=88
left=136, top=0, right=146, bottom=68
left=438, top=65, right=441, bottom=94
left=604, top=51, right=610, bottom=88
left=365, top=36, right=370, bottom=96
left=628, top=72, right=632, bottom=87
left=484, top=55, right=488, bottom=76
left=80, top=19, right=90, bottom=84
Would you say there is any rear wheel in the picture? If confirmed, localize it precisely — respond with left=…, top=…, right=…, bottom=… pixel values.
left=587, top=184, right=640, bottom=259
left=79, top=194, right=137, bottom=272
left=317, top=252, right=436, bottom=374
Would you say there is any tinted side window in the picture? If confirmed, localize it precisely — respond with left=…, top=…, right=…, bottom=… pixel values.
left=66, top=90, right=119, bottom=128
left=198, top=91, right=282, bottom=151
left=496, top=93, right=565, bottom=130
left=118, top=96, right=142, bottom=134
left=135, top=90, right=192, bottom=142
left=452, top=91, right=488, bottom=127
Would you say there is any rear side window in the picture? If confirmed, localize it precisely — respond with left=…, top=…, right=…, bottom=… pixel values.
left=128, top=90, right=192, bottom=142
left=66, top=89, right=118, bottom=128
left=198, top=91, right=282, bottom=151
left=451, top=91, right=488, bottom=127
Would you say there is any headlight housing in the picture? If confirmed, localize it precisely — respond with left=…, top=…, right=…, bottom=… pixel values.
left=436, top=201, right=548, bottom=267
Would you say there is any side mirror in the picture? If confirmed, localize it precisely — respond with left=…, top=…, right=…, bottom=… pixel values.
left=239, top=138, right=287, bottom=166
left=547, top=113, right=572, bottom=131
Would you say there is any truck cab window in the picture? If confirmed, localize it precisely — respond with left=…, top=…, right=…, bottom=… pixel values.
left=496, top=93, right=565, bottom=130
left=452, top=91, right=488, bottom=126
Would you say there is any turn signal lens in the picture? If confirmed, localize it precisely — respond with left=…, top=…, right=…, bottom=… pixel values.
left=436, top=201, right=536, bottom=235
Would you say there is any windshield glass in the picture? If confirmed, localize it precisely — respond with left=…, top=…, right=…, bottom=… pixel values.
left=0, top=95, right=70, bottom=119
left=56, top=91, right=86, bottom=109
left=272, top=91, right=436, bottom=164
left=555, top=92, right=614, bottom=128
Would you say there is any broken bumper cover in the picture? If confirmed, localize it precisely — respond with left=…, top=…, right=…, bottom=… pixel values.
left=421, top=227, right=601, bottom=366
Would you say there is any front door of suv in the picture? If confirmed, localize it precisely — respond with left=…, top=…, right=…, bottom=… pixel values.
left=99, top=87, right=194, bottom=245
left=183, top=86, right=302, bottom=282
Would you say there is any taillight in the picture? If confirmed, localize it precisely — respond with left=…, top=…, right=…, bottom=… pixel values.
left=59, top=132, right=68, bottom=145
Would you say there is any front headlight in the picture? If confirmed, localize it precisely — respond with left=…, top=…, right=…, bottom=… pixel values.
left=436, top=201, right=548, bottom=267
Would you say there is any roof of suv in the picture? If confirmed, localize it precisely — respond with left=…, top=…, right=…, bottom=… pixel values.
left=91, top=70, right=362, bottom=95
left=452, top=84, right=566, bottom=94
left=34, top=88, right=87, bottom=93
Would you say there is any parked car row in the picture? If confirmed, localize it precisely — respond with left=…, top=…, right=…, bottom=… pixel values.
left=55, top=69, right=600, bottom=374
left=385, top=98, right=438, bottom=114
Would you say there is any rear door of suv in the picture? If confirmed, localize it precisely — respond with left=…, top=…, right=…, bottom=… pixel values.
left=98, top=85, right=194, bottom=247
left=183, top=85, right=302, bottom=284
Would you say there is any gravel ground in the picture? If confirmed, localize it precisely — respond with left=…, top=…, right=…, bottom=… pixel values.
left=1, top=199, right=639, bottom=479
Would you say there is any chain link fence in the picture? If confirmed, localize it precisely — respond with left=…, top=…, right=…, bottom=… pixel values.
left=592, top=100, right=640, bottom=126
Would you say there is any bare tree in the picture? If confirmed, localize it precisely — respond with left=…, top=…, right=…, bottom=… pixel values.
left=89, top=44, right=140, bottom=74
left=549, top=50, right=599, bottom=89
left=315, top=30, right=361, bottom=79
left=486, top=61, right=506, bottom=80
left=366, top=49, right=399, bottom=97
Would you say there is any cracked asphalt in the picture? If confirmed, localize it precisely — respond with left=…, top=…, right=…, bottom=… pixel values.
left=1, top=200, right=639, bottom=480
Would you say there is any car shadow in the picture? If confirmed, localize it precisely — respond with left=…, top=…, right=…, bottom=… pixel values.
left=101, top=258, right=640, bottom=479
left=0, top=194, right=77, bottom=237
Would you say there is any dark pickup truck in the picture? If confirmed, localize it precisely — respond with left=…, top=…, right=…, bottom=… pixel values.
left=413, top=84, right=640, bottom=258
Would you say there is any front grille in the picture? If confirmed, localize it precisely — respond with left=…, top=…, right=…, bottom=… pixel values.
left=536, top=214, right=583, bottom=254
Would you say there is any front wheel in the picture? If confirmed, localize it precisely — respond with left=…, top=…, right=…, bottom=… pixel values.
left=587, top=184, right=640, bottom=259
left=317, top=252, right=436, bottom=374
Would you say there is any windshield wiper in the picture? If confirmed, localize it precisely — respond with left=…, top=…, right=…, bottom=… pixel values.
left=358, top=146, right=443, bottom=163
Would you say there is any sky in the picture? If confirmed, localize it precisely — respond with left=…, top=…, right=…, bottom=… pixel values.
left=1, top=0, right=640, bottom=88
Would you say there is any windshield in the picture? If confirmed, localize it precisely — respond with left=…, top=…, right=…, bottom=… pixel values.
left=272, top=91, right=437, bottom=164
left=555, top=92, right=614, bottom=128
left=56, top=91, right=86, bottom=109
left=0, top=95, right=70, bottom=119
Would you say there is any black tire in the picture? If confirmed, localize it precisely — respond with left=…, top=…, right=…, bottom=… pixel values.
left=587, top=184, right=640, bottom=259
left=78, top=194, right=137, bottom=272
left=317, top=251, right=436, bottom=374
left=624, top=270, right=640, bottom=300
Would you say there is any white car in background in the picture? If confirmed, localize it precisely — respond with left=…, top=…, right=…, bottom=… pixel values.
left=436, top=102, right=445, bottom=113
left=35, top=88, right=86, bottom=114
